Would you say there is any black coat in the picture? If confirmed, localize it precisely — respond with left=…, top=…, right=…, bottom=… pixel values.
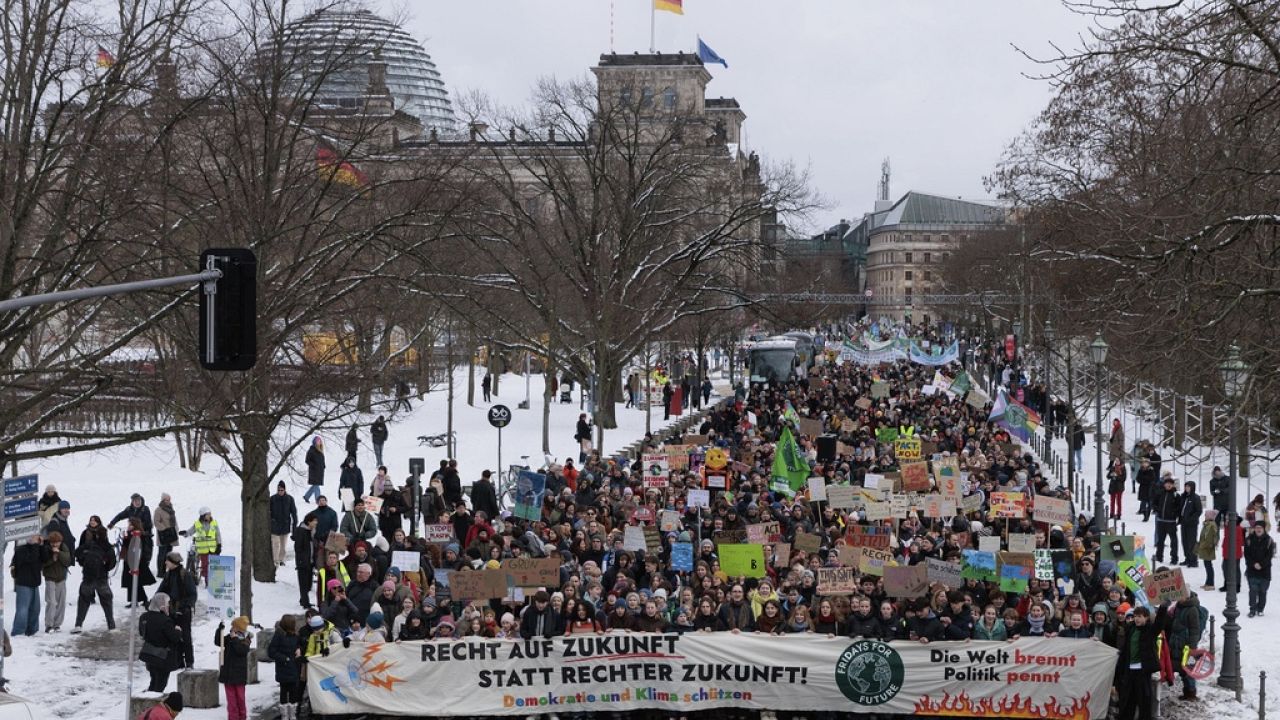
left=267, top=628, right=303, bottom=684
left=139, top=610, right=184, bottom=670
left=345, top=427, right=359, bottom=456
left=471, top=478, right=500, bottom=520
left=76, top=530, right=116, bottom=580
left=215, top=626, right=252, bottom=686
left=1135, top=467, right=1158, bottom=501
left=293, top=525, right=316, bottom=569
left=1245, top=533, right=1275, bottom=580
left=43, top=514, right=76, bottom=556
left=519, top=606, right=562, bottom=639
left=270, top=493, right=298, bottom=536
left=1152, top=485, right=1182, bottom=523
left=370, top=420, right=388, bottom=445
left=157, top=567, right=199, bottom=614
left=339, top=464, right=365, bottom=502
left=306, top=446, right=326, bottom=486
left=1179, top=492, right=1203, bottom=525
left=1209, top=474, right=1230, bottom=512
left=441, top=469, right=462, bottom=506
left=11, top=542, right=50, bottom=588
left=109, top=504, right=153, bottom=534
left=314, top=506, right=339, bottom=543
left=120, top=532, right=157, bottom=588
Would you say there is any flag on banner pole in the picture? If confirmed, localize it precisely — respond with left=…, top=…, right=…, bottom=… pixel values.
left=989, top=388, right=1041, bottom=442
left=316, top=142, right=369, bottom=188
left=655, top=0, right=683, bottom=14
left=96, top=46, right=116, bottom=68
left=772, top=425, right=810, bottom=491
left=697, top=37, right=728, bottom=67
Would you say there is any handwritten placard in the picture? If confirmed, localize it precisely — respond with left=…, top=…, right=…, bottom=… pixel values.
left=1145, top=567, right=1189, bottom=603
left=1007, top=533, right=1037, bottom=554
left=926, top=558, right=963, bottom=588
left=826, top=485, right=858, bottom=509
left=793, top=532, right=822, bottom=554
left=858, top=547, right=896, bottom=576
left=808, top=477, right=827, bottom=502
left=390, top=550, right=420, bottom=573
left=501, top=557, right=561, bottom=587
left=900, top=461, right=931, bottom=492
left=817, top=566, right=859, bottom=595
left=989, top=491, right=1027, bottom=519
left=1033, top=495, right=1073, bottom=526
left=884, top=564, right=928, bottom=598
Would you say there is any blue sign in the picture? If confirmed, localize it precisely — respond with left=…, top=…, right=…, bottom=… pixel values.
left=3, top=474, right=37, bottom=498
left=671, top=542, right=694, bottom=572
left=3, top=496, right=37, bottom=521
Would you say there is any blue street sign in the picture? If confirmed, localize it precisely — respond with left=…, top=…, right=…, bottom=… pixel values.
left=3, top=496, right=37, bottom=521
left=3, top=474, right=37, bottom=498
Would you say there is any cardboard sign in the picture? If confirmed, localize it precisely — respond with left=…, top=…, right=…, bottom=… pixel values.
left=826, top=485, right=858, bottom=509
left=891, top=493, right=912, bottom=519
left=423, top=524, right=455, bottom=543
left=643, top=453, right=670, bottom=488
left=978, top=535, right=1001, bottom=553
left=863, top=473, right=885, bottom=490
left=844, top=525, right=892, bottom=549
left=899, top=462, right=931, bottom=493
left=808, top=477, right=827, bottom=502
left=746, top=522, right=780, bottom=544
left=643, top=524, right=662, bottom=556
left=966, top=390, right=988, bottom=411
left=1145, top=567, right=1189, bottom=603
left=797, top=418, right=824, bottom=438
left=1007, top=533, right=1037, bottom=554
left=713, top=528, right=749, bottom=545
left=623, top=525, right=647, bottom=552
left=856, top=486, right=888, bottom=504
left=687, top=489, right=710, bottom=508
left=989, top=491, right=1027, bottom=519
left=1033, top=496, right=1073, bottom=526
left=858, top=547, right=896, bottom=576
left=870, top=381, right=890, bottom=399
left=793, top=531, right=822, bottom=554
left=632, top=507, right=654, bottom=524
left=719, top=543, right=767, bottom=578
left=671, top=542, right=694, bottom=572
left=926, top=558, right=963, bottom=588
left=659, top=510, right=683, bottom=532
left=448, top=569, right=508, bottom=600
left=884, top=564, right=929, bottom=599
left=817, top=566, right=859, bottom=595
left=854, top=398, right=873, bottom=412
left=501, top=557, right=561, bottom=587
left=960, top=493, right=985, bottom=514
left=363, top=495, right=384, bottom=514
left=933, top=457, right=962, bottom=501
left=390, top=550, right=421, bottom=573
left=667, top=445, right=691, bottom=471
left=682, top=435, right=709, bottom=446
left=895, top=437, right=923, bottom=461
left=864, top=500, right=892, bottom=522
left=772, top=543, right=792, bottom=569
left=339, top=488, right=356, bottom=512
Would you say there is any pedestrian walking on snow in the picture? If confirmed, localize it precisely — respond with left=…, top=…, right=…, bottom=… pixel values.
left=303, top=436, right=325, bottom=504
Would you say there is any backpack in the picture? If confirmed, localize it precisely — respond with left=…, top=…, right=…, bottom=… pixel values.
left=1193, top=605, right=1209, bottom=645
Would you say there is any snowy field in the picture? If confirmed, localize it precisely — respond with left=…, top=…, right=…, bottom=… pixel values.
left=1, top=369, right=707, bottom=719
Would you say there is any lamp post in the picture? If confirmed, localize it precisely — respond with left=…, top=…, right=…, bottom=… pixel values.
left=1090, top=333, right=1108, bottom=537
left=1217, top=344, right=1249, bottom=692
left=1011, top=319, right=1023, bottom=395
left=1043, top=319, right=1055, bottom=439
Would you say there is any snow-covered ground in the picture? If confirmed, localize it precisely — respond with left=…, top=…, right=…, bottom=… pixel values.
left=1, top=368, right=708, bottom=719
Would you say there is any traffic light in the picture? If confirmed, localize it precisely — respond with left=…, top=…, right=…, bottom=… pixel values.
left=199, top=248, right=257, bottom=371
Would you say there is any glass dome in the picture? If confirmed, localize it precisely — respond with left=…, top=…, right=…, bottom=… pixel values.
left=284, top=8, right=457, bottom=132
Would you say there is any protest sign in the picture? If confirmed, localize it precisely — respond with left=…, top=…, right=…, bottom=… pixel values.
left=671, top=542, right=694, bottom=572
left=932, top=456, right=961, bottom=501
left=899, top=462, right=931, bottom=492
left=926, top=558, right=963, bottom=588
left=391, top=551, right=421, bottom=574
left=686, top=488, right=710, bottom=508
left=1007, top=533, right=1036, bottom=554
left=998, top=558, right=1032, bottom=593
left=423, top=524, right=455, bottom=543
left=363, top=495, right=384, bottom=514
left=857, top=547, right=896, bottom=576
left=666, top=445, right=691, bottom=471
left=843, top=525, right=892, bottom=550
left=643, top=453, right=670, bottom=488
left=807, top=477, right=827, bottom=502
left=746, top=522, right=781, bottom=544
left=863, top=500, right=892, bottom=522
left=1100, top=535, right=1135, bottom=562
left=513, top=470, right=546, bottom=521
left=1145, top=567, right=1189, bottom=603
left=1033, top=550, right=1055, bottom=581
left=713, top=529, right=748, bottom=545
left=339, top=488, right=355, bottom=512
left=793, top=532, right=822, bottom=554
left=632, top=507, right=654, bottom=524
left=704, top=472, right=727, bottom=490
left=1033, top=496, right=1073, bottom=526
left=772, top=543, right=791, bottom=568
left=205, top=555, right=237, bottom=620
left=921, top=495, right=954, bottom=518
left=856, top=487, right=887, bottom=504
left=989, top=491, right=1027, bottom=519
left=817, top=566, right=859, bottom=595
left=978, top=535, right=1001, bottom=553
left=309, top=635, right=1117, bottom=720
left=894, top=437, right=923, bottom=461
left=449, top=569, right=508, bottom=600
left=798, top=418, right=825, bottom=438
left=891, top=493, right=911, bottom=519
left=884, top=564, right=929, bottom=598
left=854, top=398, right=872, bottom=411
left=622, top=525, right=646, bottom=552
left=863, top=473, right=885, bottom=490
left=643, top=525, right=662, bottom=556
left=659, top=510, right=682, bottom=532
left=870, top=381, right=890, bottom=398
left=960, top=493, right=984, bottom=514
left=826, top=485, right=857, bottom=509
left=961, top=550, right=998, bottom=581
left=719, top=544, right=767, bottom=578
left=501, top=558, right=561, bottom=587
left=682, top=435, right=709, bottom=446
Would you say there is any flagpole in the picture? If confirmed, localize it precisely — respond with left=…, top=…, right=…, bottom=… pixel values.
left=650, top=0, right=656, bottom=52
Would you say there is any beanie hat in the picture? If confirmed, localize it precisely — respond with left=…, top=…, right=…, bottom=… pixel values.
left=166, top=551, right=183, bottom=566
left=58, top=500, right=70, bottom=509
left=277, top=481, right=286, bottom=490
left=501, top=612, right=515, bottom=625
left=165, top=692, right=184, bottom=712
left=382, top=580, right=396, bottom=592
left=1091, top=602, right=1110, bottom=617
left=366, top=612, right=384, bottom=629
left=326, top=579, right=342, bottom=590
left=308, top=616, right=324, bottom=628
left=387, top=567, right=402, bottom=579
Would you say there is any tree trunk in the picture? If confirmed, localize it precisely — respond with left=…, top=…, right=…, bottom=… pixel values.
left=645, top=346, right=653, bottom=436
left=174, top=430, right=187, bottom=469
left=488, top=349, right=500, bottom=396
left=542, top=366, right=553, bottom=455
left=593, top=352, right=621, bottom=449
left=446, top=335, right=455, bottom=458
left=467, top=333, right=476, bottom=407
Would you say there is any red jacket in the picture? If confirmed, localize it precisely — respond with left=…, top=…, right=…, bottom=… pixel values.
left=1222, top=525, right=1245, bottom=559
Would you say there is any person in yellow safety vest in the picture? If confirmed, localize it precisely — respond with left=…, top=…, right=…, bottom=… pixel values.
left=180, top=507, right=221, bottom=584
left=315, top=551, right=350, bottom=607
left=301, top=613, right=340, bottom=669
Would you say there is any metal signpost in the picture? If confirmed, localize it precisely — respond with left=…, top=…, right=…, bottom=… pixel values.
left=408, top=457, right=425, bottom=536
left=124, top=531, right=142, bottom=718
left=0, top=472, right=40, bottom=688
left=488, top=405, right=512, bottom=479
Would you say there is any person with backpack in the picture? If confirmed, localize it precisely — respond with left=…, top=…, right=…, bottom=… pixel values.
left=1165, top=592, right=1207, bottom=701
left=267, top=614, right=304, bottom=720
left=73, top=515, right=117, bottom=632
left=214, top=616, right=252, bottom=720
left=138, top=593, right=183, bottom=692
left=157, top=552, right=199, bottom=669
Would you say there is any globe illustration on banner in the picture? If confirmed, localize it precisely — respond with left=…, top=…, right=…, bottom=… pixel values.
left=848, top=653, right=892, bottom=694
left=835, top=640, right=905, bottom=706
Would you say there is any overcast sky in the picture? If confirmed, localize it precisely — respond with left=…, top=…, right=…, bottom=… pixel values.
left=383, top=0, right=1095, bottom=229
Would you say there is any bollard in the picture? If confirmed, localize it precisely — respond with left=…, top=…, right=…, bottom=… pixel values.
left=1152, top=674, right=1162, bottom=720
left=1238, top=665, right=1244, bottom=703
left=1260, top=670, right=1266, bottom=720
left=1210, top=615, right=1216, bottom=655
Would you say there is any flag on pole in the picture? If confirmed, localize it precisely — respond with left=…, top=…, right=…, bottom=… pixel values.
left=988, top=388, right=1041, bottom=442
left=316, top=143, right=369, bottom=188
left=772, top=425, right=810, bottom=491
left=96, top=46, right=116, bottom=68
left=697, top=37, right=727, bottom=67
left=654, top=0, right=683, bottom=15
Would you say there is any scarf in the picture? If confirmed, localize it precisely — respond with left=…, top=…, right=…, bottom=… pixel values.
left=1028, top=615, right=1046, bottom=633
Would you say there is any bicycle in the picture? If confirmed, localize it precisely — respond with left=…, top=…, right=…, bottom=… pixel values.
left=499, top=456, right=532, bottom=510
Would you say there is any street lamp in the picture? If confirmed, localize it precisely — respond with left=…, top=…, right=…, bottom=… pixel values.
left=1011, top=319, right=1023, bottom=394
left=1217, top=343, right=1249, bottom=692
left=1042, top=319, right=1055, bottom=438
left=1089, top=333, right=1108, bottom=537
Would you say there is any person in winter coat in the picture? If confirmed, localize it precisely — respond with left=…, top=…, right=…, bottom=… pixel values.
left=321, top=582, right=361, bottom=633
left=215, top=616, right=252, bottom=720
left=470, top=470, right=500, bottom=521
left=377, top=481, right=406, bottom=543
left=1107, top=459, right=1127, bottom=520
left=43, top=500, right=75, bottom=557
left=1166, top=594, right=1203, bottom=699
left=304, top=436, right=326, bottom=504
left=1108, top=418, right=1125, bottom=467
left=345, top=423, right=360, bottom=458
left=903, top=600, right=946, bottom=643
left=938, top=591, right=974, bottom=640
left=154, top=494, right=178, bottom=577
left=481, top=373, right=492, bottom=402
left=294, top=514, right=319, bottom=609
left=340, top=498, right=379, bottom=547
left=42, top=530, right=72, bottom=632
left=344, top=563, right=379, bottom=623
left=157, top=552, right=199, bottom=669
left=369, top=416, right=388, bottom=467
left=972, top=605, right=1008, bottom=640
left=1244, top=522, right=1275, bottom=617
left=1115, top=606, right=1165, bottom=720
left=441, top=460, right=463, bottom=508
left=181, top=508, right=221, bottom=583
left=1151, top=475, right=1183, bottom=564
left=339, top=456, right=365, bottom=509
left=10, top=534, right=50, bottom=636
left=108, top=493, right=153, bottom=536
left=1011, top=602, right=1060, bottom=638
left=37, top=484, right=62, bottom=527
left=1135, top=457, right=1158, bottom=521
left=73, top=515, right=116, bottom=632
left=1195, top=510, right=1220, bottom=591
left=138, top=692, right=184, bottom=720
left=139, top=593, right=184, bottom=692
left=267, top=614, right=304, bottom=720
left=121, top=515, right=157, bottom=607
left=269, top=482, right=298, bottom=568
left=1222, top=515, right=1245, bottom=593
left=1057, top=611, right=1092, bottom=639
left=312, top=496, right=339, bottom=549
left=575, top=414, right=593, bottom=463
left=520, top=591, right=562, bottom=639
left=1179, top=482, right=1204, bottom=568
left=1209, top=466, right=1230, bottom=524
left=1088, top=603, right=1117, bottom=647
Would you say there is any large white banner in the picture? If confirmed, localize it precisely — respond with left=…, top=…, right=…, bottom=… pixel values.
left=307, top=634, right=1116, bottom=718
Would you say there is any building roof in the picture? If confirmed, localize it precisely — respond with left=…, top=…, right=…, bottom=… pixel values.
left=597, top=52, right=706, bottom=68
left=877, top=191, right=1005, bottom=227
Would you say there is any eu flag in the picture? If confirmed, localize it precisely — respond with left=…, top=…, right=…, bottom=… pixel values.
left=697, top=37, right=728, bottom=68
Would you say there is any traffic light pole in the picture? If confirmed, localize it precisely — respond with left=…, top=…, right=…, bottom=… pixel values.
left=0, top=270, right=221, bottom=313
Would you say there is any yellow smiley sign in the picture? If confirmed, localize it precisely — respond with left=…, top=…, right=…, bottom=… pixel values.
left=704, top=447, right=729, bottom=470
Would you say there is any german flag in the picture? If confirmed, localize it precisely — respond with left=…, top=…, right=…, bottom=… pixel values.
left=655, top=0, right=683, bottom=15
left=316, top=143, right=369, bottom=188
left=96, top=46, right=116, bottom=68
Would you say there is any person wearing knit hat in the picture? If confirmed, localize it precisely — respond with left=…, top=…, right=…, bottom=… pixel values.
left=217, top=615, right=253, bottom=720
